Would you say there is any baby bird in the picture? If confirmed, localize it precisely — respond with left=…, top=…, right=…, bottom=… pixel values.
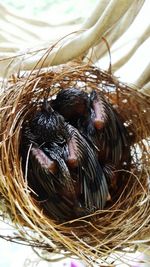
left=52, top=88, right=130, bottom=166
left=52, top=88, right=131, bottom=194
left=21, top=101, right=109, bottom=221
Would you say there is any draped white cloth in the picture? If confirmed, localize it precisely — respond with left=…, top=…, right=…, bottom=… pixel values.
left=0, top=1, right=149, bottom=93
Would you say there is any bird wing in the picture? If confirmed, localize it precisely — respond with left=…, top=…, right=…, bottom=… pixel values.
left=66, top=124, right=109, bottom=212
left=43, top=144, right=76, bottom=195
left=102, top=103, right=129, bottom=165
left=27, top=146, right=75, bottom=221
left=28, top=147, right=59, bottom=194
left=90, top=91, right=129, bottom=166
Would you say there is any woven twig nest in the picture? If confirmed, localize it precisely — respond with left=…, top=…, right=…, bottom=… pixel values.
left=0, top=62, right=150, bottom=265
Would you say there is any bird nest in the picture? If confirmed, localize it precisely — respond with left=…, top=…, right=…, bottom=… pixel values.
left=0, top=62, right=150, bottom=265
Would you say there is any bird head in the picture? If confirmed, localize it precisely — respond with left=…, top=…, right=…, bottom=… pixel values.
left=23, top=101, right=68, bottom=146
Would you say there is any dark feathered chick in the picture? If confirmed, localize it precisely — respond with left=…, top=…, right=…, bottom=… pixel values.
left=21, top=101, right=109, bottom=221
left=52, top=88, right=131, bottom=195
left=52, top=88, right=130, bottom=166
